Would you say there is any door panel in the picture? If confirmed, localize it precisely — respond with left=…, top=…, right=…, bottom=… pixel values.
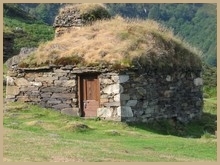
left=83, top=100, right=99, bottom=117
left=80, top=75, right=100, bottom=117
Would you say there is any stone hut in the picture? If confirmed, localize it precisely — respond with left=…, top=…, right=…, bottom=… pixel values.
left=6, top=4, right=203, bottom=124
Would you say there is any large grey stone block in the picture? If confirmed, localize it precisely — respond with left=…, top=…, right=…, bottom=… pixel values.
left=6, top=76, right=15, bottom=86
left=97, top=108, right=113, bottom=118
left=20, top=86, right=39, bottom=92
left=41, top=87, right=67, bottom=93
left=117, top=106, right=133, bottom=117
left=194, top=78, right=203, bottom=86
left=119, top=75, right=129, bottom=83
left=101, top=78, right=113, bottom=85
left=6, top=86, right=20, bottom=96
left=15, top=78, right=30, bottom=86
left=48, top=99, right=62, bottom=104
left=54, top=80, right=76, bottom=87
left=51, top=93, right=75, bottom=99
left=30, top=82, right=42, bottom=87
left=126, top=100, right=137, bottom=107
left=17, top=96, right=30, bottom=102
left=104, top=102, right=120, bottom=107
left=120, top=94, right=130, bottom=101
left=63, top=80, right=76, bottom=87
left=103, top=84, right=123, bottom=94
left=52, top=104, right=71, bottom=110
left=136, top=87, right=146, bottom=96
left=35, top=77, right=58, bottom=83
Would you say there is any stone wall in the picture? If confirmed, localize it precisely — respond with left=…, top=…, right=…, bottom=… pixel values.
left=53, top=4, right=111, bottom=37
left=97, top=73, right=124, bottom=121
left=6, top=66, right=203, bottom=123
left=6, top=66, right=79, bottom=116
left=97, top=69, right=203, bottom=123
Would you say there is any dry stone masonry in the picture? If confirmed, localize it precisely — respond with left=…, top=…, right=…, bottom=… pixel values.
left=53, top=4, right=110, bottom=37
left=6, top=65, right=203, bottom=124
left=6, top=66, right=79, bottom=116
left=97, top=69, right=203, bottom=123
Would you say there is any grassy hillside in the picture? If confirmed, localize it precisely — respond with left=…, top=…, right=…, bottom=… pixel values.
left=18, top=3, right=62, bottom=25
left=202, top=63, right=217, bottom=99
left=3, top=102, right=216, bottom=162
left=3, top=4, right=54, bottom=55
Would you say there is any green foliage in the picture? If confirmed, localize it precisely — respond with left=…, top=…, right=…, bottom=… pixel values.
left=4, top=17, right=54, bottom=54
left=203, top=86, right=217, bottom=99
left=202, top=63, right=217, bottom=99
left=203, top=98, right=217, bottom=115
left=148, top=5, right=160, bottom=20
left=79, top=4, right=111, bottom=21
left=202, top=131, right=216, bottom=139
left=106, top=3, right=217, bottom=67
left=18, top=3, right=62, bottom=25
left=3, top=64, right=8, bottom=75
left=202, top=63, right=217, bottom=87
left=3, top=4, right=36, bottom=22
left=3, top=4, right=54, bottom=55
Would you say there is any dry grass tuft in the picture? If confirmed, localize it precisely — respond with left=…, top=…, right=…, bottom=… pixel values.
left=60, top=3, right=108, bottom=15
left=25, top=120, right=58, bottom=131
left=25, top=120, right=43, bottom=126
left=63, top=122, right=91, bottom=132
left=21, top=16, right=202, bottom=70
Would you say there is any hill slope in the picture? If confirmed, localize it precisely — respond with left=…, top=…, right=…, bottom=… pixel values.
left=3, top=4, right=54, bottom=59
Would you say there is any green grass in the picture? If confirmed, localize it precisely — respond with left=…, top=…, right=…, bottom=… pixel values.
left=203, top=86, right=217, bottom=99
left=3, top=17, right=54, bottom=54
left=3, top=64, right=8, bottom=75
left=3, top=101, right=216, bottom=162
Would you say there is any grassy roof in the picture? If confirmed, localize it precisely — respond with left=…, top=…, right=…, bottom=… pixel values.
left=20, top=16, right=202, bottom=70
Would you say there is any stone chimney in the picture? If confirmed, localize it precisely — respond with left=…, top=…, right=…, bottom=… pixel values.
left=53, top=3, right=111, bottom=37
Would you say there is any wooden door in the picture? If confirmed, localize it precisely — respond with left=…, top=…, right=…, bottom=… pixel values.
left=79, top=74, right=100, bottom=117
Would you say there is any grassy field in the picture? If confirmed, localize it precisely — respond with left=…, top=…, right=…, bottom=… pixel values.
left=3, top=100, right=217, bottom=162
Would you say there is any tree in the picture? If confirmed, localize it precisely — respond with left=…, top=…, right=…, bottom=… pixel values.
left=148, top=5, right=160, bottom=20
